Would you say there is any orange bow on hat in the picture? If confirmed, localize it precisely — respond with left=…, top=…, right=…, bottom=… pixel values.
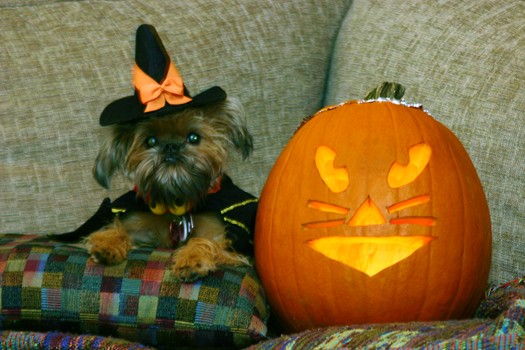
left=99, top=25, right=226, bottom=126
left=133, top=61, right=192, bottom=112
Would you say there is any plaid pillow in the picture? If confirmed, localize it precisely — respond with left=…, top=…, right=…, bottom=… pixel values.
left=0, top=234, right=269, bottom=348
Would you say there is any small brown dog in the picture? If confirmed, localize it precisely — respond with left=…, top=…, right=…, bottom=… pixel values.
left=90, top=97, right=254, bottom=281
left=56, top=24, right=257, bottom=282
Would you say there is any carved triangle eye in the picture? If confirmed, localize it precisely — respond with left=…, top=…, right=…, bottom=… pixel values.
left=315, top=145, right=349, bottom=193
left=388, top=143, right=432, bottom=188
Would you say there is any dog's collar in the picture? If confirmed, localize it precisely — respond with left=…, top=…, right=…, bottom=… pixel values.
left=134, top=176, right=223, bottom=216
left=170, top=214, right=194, bottom=247
left=131, top=186, right=191, bottom=216
left=150, top=201, right=191, bottom=216
left=164, top=176, right=221, bottom=247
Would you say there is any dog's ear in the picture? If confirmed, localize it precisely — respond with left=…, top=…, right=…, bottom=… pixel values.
left=221, top=97, right=254, bottom=159
left=93, top=126, right=134, bottom=188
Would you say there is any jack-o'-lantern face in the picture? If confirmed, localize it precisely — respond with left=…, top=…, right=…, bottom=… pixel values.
left=254, top=83, right=491, bottom=332
left=304, top=142, right=436, bottom=276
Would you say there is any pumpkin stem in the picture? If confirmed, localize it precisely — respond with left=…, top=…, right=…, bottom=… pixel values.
left=364, top=82, right=405, bottom=101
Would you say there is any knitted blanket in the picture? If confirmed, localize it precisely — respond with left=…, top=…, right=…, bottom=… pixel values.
left=249, top=277, right=525, bottom=349
left=0, top=331, right=155, bottom=350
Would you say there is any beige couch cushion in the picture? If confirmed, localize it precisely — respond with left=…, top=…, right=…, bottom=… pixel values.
left=325, top=0, right=524, bottom=284
left=1, top=0, right=352, bottom=233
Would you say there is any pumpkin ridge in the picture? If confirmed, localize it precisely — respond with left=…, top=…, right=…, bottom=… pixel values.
left=257, top=129, right=301, bottom=328
left=405, top=105, right=435, bottom=320
left=443, top=130, right=468, bottom=318
left=295, top=117, right=345, bottom=328
left=441, top=123, right=487, bottom=318
left=385, top=101, right=403, bottom=238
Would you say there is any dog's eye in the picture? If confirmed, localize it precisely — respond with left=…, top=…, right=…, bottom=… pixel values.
left=187, top=132, right=201, bottom=145
left=146, top=136, right=159, bottom=148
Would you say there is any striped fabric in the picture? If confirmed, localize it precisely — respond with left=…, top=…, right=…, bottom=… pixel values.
left=0, top=234, right=269, bottom=348
left=249, top=277, right=525, bottom=349
left=0, top=330, right=155, bottom=350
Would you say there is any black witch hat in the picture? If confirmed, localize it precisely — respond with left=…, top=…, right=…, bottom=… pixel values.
left=100, top=24, right=226, bottom=126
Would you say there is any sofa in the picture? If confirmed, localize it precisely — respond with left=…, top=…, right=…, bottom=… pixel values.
left=1, top=0, right=523, bottom=348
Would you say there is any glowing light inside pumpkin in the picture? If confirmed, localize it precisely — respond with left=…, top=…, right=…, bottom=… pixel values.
left=391, top=217, right=436, bottom=226
left=308, top=236, right=436, bottom=276
left=387, top=194, right=430, bottom=213
left=307, top=200, right=349, bottom=215
left=315, top=145, right=349, bottom=193
left=347, top=197, right=386, bottom=226
left=388, top=143, right=432, bottom=188
left=303, top=219, right=346, bottom=229
left=303, top=143, right=437, bottom=275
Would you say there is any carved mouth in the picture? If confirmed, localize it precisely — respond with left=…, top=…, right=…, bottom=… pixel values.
left=303, top=196, right=437, bottom=276
left=307, top=236, right=435, bottom=277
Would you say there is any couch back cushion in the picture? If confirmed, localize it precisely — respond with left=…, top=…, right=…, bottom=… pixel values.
left=1, top=0, right=352, bottom=234
left=324, top=0, right=524, bottom=284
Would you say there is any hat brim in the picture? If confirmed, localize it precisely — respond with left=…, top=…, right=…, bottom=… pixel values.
left=99, top=86, right=227, bottom=126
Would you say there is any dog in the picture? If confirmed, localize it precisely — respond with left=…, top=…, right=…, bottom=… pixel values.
left=54, top=24, right=257, bottom=282
left=90, top=96, right=255, bottom=281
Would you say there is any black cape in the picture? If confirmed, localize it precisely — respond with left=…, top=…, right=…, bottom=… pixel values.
left=52, top=175, right=257, bottom=256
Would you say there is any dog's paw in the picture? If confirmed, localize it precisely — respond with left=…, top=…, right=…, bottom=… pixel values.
left=171, top=237, right=250, bottom=282
left=172, top=247, right=216, bottom=282
left=86, top=229, right=132, bottom=265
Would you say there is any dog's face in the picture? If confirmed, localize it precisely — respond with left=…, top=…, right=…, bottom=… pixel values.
left=94, top=97, right=252, bottom=209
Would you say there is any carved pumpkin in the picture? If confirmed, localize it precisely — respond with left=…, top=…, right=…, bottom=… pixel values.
left=255, top=83, right=491, bottom=332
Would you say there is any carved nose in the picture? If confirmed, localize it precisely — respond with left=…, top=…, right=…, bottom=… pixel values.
left=347, top=197, right=386, bottom=226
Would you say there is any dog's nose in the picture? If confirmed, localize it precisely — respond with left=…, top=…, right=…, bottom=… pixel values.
left=164, top=143, right=180, bottom=153
left=164, top=143, right=181, bottom=164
